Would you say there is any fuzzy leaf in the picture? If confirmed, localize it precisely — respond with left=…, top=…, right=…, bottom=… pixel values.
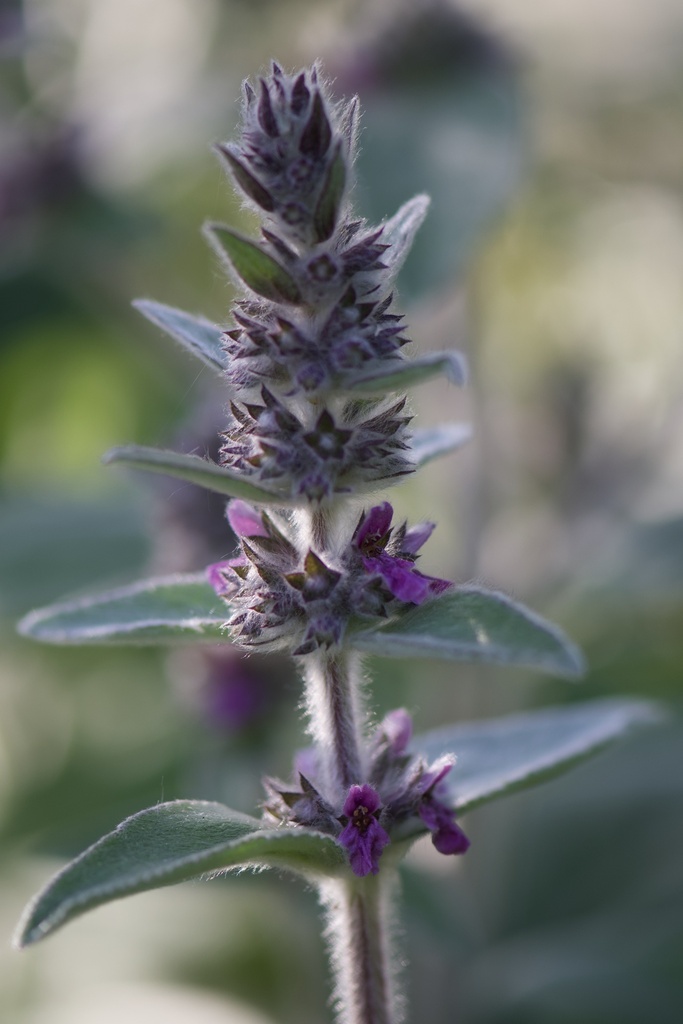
left=103, top=446, right=293, bottom=505
left=381, top=195, right=431, bottom=287
left=350, top=586, right=584, bottom=678
left=15, top=801, right=345, bottom=947
left=204, top=223, right=302, bottom=304
left=412, top=423, right=472, bottom=467
left=412, top=698, right=665, bottom=816
left=215, top=144, right=275, bottom=212
left=17, top=574, right=226, bottom=645
left=132, top=299, right=227, bottom=372
left=356, top=45, right=524, bottom=302
left=347, top=350, right=467, bottom=394
left=314, top=141, right=346, bottom=242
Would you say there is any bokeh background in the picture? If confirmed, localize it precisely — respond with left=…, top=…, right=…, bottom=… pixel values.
left=1, top=1, right=682, bottom=1021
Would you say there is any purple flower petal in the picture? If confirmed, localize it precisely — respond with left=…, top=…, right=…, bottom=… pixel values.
left=206, top=557, right=249, bottom=597
left=227, top=499, right=269, bottom=538
left=339, top=783, right=390, bottom=877
left=381, top=708, right=413, bottom=754
left=401, top=521, right=436, bottom=554
left=413, top=570, right=452, bottom=598
left=202, top=653, right=265, bottom=731
left=355, top=502, right=393, bottom=550
left=418, top=799, right=470, bottom=856
left=363, top=554, right=432, bottom=604
left=342, top=782, right=381, bottom=817
left=420, top=755, right=455, bottom=795
left=206, top=560, right=235, bottom=596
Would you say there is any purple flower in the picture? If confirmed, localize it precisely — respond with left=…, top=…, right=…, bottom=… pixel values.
left=202, top=652, right=267, bottom=731
left=380, top=708, right=413, bottom=755
left=402, top=521, right=436, bottom=554
left=227, top=499, right=269, bottom=538
left=418, top=798, right=470, bottom=855
left=356, top=502, right=394, bottom=548
left=206, top=556, right=248, bottom=597
left=353, top=502, right=451, bottom=606
left=338, top=783, right=390, bottom=876
left=418, top=757, right=470, bottom=856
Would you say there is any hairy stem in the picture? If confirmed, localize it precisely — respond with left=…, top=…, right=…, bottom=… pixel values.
left=303, top=648, right=364, bottom=795
left=321, top=874, right=401, bottom=1024
left=299, top=502, right=365, bottom=794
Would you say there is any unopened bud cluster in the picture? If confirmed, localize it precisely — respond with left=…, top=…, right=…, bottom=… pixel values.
left=262, top=708, right=470, bottom=876
left=208, top=63, right=449, bottom=654
left=207, top=63, right=422, bottom=505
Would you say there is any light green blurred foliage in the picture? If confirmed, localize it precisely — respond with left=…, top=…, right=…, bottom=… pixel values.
left=2, top=1, right=682, bottom=1022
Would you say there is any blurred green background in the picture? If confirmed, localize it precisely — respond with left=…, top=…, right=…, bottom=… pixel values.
left=1, top=1, right=682, bottom=1022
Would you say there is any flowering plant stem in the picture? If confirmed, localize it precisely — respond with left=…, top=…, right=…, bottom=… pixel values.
left=304, top=650, right=364, bottom=793
left=18, top=58, right=660, bottom=1024
left=321, top=874, right=398, bottom=1024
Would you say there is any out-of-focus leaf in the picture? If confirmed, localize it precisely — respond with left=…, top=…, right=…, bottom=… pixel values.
left=214, top=143, right=276, bottom=213
left=347, top=351, right=467, bottom=394
left=412, top=423, right=472, bottom=467
left=350, top=587, right=584, bottom=678
left=15, top=800, right=345, bottom=947
left=204, top=223, right=302, bottom=304
left=103, top=446, right=291, bottom=504
left=381, top=194, right=431, bottom=287
left=314, top=141, right=347, bottom=242
left=412, top=698, right=664, bottom=815
left=18, top=574, right=227, bottom=645
left=353, top=8, right=524, bottom=301
left=132, top=299, right=227, bottom=373
left=0, top=496, right=149, bottom=618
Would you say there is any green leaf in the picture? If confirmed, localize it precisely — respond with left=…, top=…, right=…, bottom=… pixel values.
left=132, top=299, right=227, bottom=373
left=381, top=194, right=431, bottom=287
left=346, top=351, right=467, bottom=394
left=412, top=698, right=665, bottom=816
left=350, top=587, right=584, bottom=678
left=0, top=495, right=149, bottom=619
left=204, top=223, right=302, bottom=304
left=17, top=573, right=227, bottom=645
left=412, top=423, right=472, bottom=467
left=103, top=446, right=293, bottom=505
left=14, top=800, right=345, bottom=947
left=356, top=42, right=524, bottom=302
left=314, top=140, right=346, bottom=242
left=214, top=143, right=275, bottom=213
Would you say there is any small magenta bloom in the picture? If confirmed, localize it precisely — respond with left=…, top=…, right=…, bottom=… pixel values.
left=380, top=707, right=413, bottom=754
left=338, top=783, right=390, bottom=876
left=202, top=652, right=268, bottom=731
left=354, top=502, right=451, bottom=605
left=227, top=499, right=269, bottom=538
left=418, top=757, right=470, bottom=856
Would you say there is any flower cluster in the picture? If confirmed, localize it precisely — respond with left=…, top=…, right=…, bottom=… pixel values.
left=202, top=65, right=467, bottom=878
left=262, top=707, right=469, bottom=876
left=208, top=499, right=451, bottom=655
left=220, top=392, right=413, bottom=502
left=207, top=63, right=433, bottom=504
left=215, top=64, right=416, bottom=398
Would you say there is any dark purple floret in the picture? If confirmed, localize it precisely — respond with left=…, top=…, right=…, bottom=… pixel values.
left=206, top=558, right=246, bottom=597
left=418, top=757, right=470, bottom=856
left=380, top=708, right=413, bottom=755
left=202, top=652, right=267, bottom=731
left=356, top=501, right=393, bottom=548
left=353, top=502, right=451, bottom=605
left=338, top=783, right=390, bottom=876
